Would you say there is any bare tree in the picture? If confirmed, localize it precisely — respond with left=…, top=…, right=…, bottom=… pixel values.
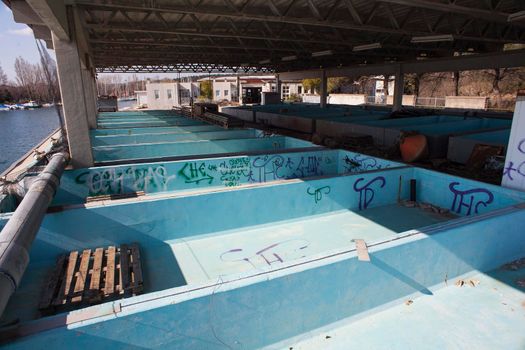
left=14, top=56, right=37, bottom=100
left=0, top=63, right=7, bottom=86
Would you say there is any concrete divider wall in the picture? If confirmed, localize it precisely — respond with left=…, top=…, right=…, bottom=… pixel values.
left=92, top=136, right=320, bottom=163
left=91, top=125, right=221, bottom=136
left=328, top=94, right=368, bottom=105
left=386, top=95, right=416, bottom=106
left=445, top=96, right=488, bottom=110
left=447, top=129, right=510, bottom=164
left=54, top=150, right=404, bottom=205
left=91, top=129, right=260, bottom=146
left=8, top=166, right=525, bottom=349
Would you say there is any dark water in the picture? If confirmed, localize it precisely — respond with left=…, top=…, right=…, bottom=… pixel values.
left=0, top=107, right=60, bottom=173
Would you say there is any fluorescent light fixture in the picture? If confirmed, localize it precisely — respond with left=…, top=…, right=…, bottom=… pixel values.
left=352, top=43, right=382, bottom=52
left=259, top=59, right=271, bottom=64
left=311, top=50, right=333, bottom=57
left=508, top=10, right=525, bottom=22
left=411, top=34, right=454, bottom=43
left=281, top=55, right=297, bottom=61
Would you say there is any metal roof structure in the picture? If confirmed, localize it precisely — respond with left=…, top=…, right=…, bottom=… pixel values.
left=4, top=0, right=525, bottom=74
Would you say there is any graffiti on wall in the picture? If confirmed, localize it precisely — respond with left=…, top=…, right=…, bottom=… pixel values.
left=75, top=153, right=336, bottom=196
left=75, top=165, right=176, bottom=196
left=503, top=138, right=525, bottom=181
left=307, top=186, right=331, bottom=204
left=251, top=155, right=286, bottom=182
left=218, top=158, right=251, bottom=187
left=353, top=176, right=386, bottom=210
left=449, top=182, right=494, bottom=216
left=342, top=154, right=388, bottom=173
left=220, top=239, right=310, bottom=269
left=178, top=162, right=216, bottom=184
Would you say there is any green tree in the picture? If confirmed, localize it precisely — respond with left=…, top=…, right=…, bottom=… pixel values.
left=302, top=78, right=321, bottom=94
left=200, top=80, right=213, bottom=99
left=328, top=77, right=353, bottom=93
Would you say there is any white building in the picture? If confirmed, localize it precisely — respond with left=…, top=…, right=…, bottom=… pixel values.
left=136, top=76, right=303, bottom=109
left=144, top=81, right=200, bottom=109
left=199, top=75, right=303, bottom=104
left=135, top=90, right=147, bottom=107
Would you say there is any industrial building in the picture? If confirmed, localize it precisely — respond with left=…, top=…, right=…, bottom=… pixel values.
left=1, top=0, right=525, bottom=349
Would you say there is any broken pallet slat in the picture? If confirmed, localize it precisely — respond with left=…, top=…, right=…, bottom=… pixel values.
left=104, top=246, right=116, bottom=296
left=130, top=243, right=143, bottom=294
left=119, top=244, right=131, bottom=296
left=72, top=249, right=91, bottom=303
left=38, top=255, right=67, bottom=310
left=53, top=250, right=79, bottom=306
left=41, top=243, right=144, bottom=315
left=88, top=247, right=104, bottom=302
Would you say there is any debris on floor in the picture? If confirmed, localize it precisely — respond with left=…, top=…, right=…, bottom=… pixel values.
left=455, top=279, right=480, bottom=287
left=502, top=257, right=525, bottom=271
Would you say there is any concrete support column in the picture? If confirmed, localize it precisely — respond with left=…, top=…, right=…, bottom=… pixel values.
left=393, top=65, right=404, bottom=112
left=236, top=75, right=240, bottom=103
left=275, top=74, right=281, bottom=100
left=52, top=31, right=94, bottom=168
left=320, top=70, right=327, bottom=108
left=502, top=90, right=525, bottom=190
left=82, top=69, right=97, bottom=128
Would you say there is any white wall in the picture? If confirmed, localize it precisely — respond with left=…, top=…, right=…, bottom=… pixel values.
left=502, top=93, right=525, bottom=190
left=136, top=91, right=147, bottom=106
left=444, top=96, right=488, bottom=110
left=329, top=94, right=368, bottom=105
left=146, top=82, right=200, bottom=109
left=213, top=81, right=235, bottom=101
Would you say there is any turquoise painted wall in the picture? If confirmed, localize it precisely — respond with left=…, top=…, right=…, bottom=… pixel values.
left=92, top=136, right=318, bottom=163
left=91, top=125, right=222, bottom=136
left=92, top=129, right=260, bottom=146
left=4, top=203, right=525, bottom=349
left=53, top=150, right=403, bottom=206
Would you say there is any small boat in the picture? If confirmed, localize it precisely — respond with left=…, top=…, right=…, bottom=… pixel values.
left=21, top=101, right=42, bottom=109
left=0, top=104, right=10, bottom=111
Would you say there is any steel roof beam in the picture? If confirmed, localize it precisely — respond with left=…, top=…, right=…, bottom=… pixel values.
left=278, top=48, right=525, bottom=79
left=377, top=0, right=512, bottom=24
left=75, top=1, right=523, bottom=44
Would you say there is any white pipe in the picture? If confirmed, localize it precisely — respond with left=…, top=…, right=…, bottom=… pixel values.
left=0, top=153, right=68, bottom=316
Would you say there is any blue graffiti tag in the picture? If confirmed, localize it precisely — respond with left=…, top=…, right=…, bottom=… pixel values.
left=449, top=182, right=494, bottom=216
left=343, top=154, right=387, bottom=173
left=503, top=138, right=525, bottom=182
left=353, top=176, right=386, bottom=210
left=251, top=155, right=286, bottom=182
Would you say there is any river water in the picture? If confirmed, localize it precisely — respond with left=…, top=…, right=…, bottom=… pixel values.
left=0, top=101, right=138, bottom=174
left=0, top=107, right=61, bottom=174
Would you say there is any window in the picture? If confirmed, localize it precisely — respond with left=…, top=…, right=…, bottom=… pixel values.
left=224, top=90, right=229, bottom=96
left=167, top=89, right=173, bottom=99
left=297, top=86, right=302, bottom=94
left=215, top=90, right=220, bottom=97
left=282, top=85, right=290, bottom=99
left=154, top=90, right=160, bottom=99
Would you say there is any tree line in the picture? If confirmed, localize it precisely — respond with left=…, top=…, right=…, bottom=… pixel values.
left=0, top=56, right=60, bottom=104
left=302, top=67, right=525, bottom=110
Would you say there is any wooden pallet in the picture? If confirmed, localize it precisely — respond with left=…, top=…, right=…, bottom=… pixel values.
left=39, top=243, right=143, bottom=315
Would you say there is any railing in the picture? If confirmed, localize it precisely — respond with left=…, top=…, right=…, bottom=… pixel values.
left=365, top=96, right=446, bottom=108
left=415, top=97, right=446, bottom=108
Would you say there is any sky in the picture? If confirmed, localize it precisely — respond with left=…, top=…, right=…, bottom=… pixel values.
left=0, top=3, right=197, bottom=82
left=0, top=4, right=49, bottom=81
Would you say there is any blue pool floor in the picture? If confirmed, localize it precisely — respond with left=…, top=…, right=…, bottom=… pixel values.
left=169, top=204, right=454, bottom=284
left=2, top=204, right=455, bottom=324
left=285, top=266, right=525, bottom=350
